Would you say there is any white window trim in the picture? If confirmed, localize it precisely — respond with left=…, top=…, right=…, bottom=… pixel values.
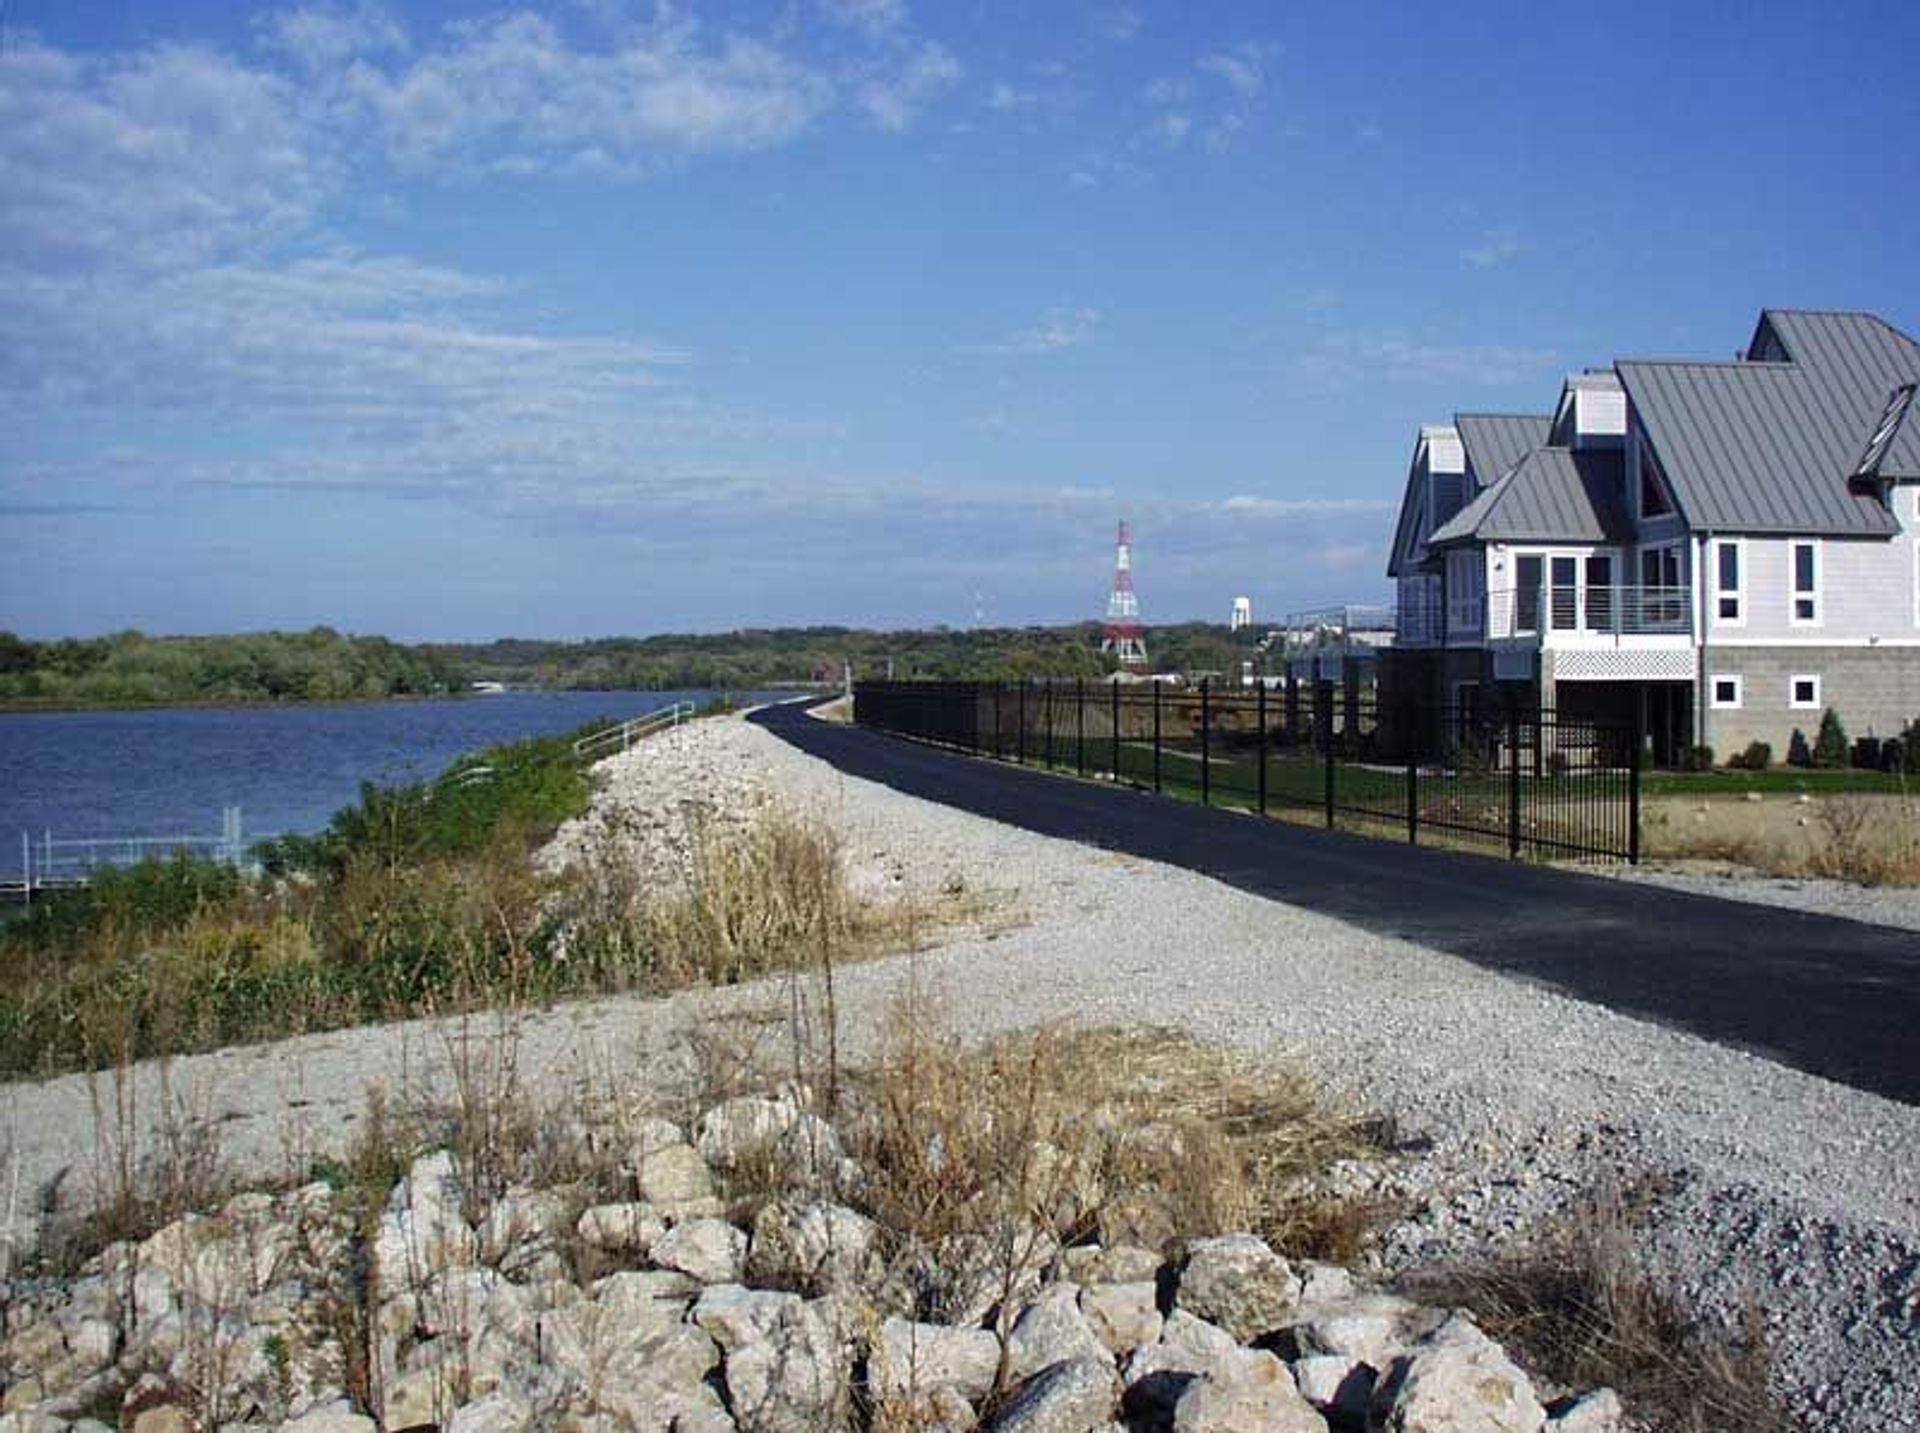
left=1788, top=674, right=1822, bottom=711
left=1709, top=674, right=1743, bottom=709
left=1790, top=539, right=1821, bottom=627
left=1711, top=537, right=1746, bottom=627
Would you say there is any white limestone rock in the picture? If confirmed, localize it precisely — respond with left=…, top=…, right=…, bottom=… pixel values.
left=1371, top=1312, right=1548, bottom=1433
left=1173, top=1234, right=1301, bottom=1344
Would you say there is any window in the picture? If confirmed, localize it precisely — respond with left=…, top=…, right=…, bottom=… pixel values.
left=1790, top=675, right=1821, bottom=710
left=1791, top=540, right=1820, bottom=624
left=1515, top=553, right=1543, bottom=634
left=1710, top=675, right=1743, bottom=709
left=1639, top=448, right=1673, bottom=518
left=1712, top=539, right=1744, bottom=624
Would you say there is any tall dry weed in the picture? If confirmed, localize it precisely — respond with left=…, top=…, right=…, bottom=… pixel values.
left=842, top=1008, right=1390, bottom=1338
left=1402, top=1181, right=1786, bottom=1433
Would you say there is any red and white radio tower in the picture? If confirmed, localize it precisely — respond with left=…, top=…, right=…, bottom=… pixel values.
left=1100, top=520, right=1149, bottom=670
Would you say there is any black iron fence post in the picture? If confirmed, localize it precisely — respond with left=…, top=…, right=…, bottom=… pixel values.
left=1077, top=678, right=1086, bottom=776
left=1200, top=677, right=1211, bottom=806
left=1507, top=710, right=1523, bottom=859
left=1320, top=685, right=1335, bottom=829
left=1406, top=749, right=1418, bottom=844
left=1256, top=680, right=1268, bottom=816
left=1016, top=683, right=1026, bottom=765
left=1152, top=681, right=1162, bottom=793
left=1629, top=703, right=1644, bottom=865
left=1110, top=680, right=1120, bottom=783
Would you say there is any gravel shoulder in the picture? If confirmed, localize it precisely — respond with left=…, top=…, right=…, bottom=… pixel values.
left=5, top=708, right=1918, bottom=1428
left=1598, top=858, right=1920, bottom=932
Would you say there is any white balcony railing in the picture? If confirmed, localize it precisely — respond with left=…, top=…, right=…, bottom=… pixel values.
left=1484, top=584, right=1692, bottom=642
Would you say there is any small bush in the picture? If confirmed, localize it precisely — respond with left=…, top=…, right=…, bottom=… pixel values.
left=1901, top=717, right=1920, bottom=774
left=1812, top=708, right=1849, bottom=769
left=1680, top=744, right=1715, bottom=773
left=1727, top=740, right=1772, bottom=772
left=1787, top=729, right=1813, bottom=768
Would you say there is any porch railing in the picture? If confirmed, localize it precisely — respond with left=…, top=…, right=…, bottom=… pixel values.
left=1485, top=585, right=1691, bottom=641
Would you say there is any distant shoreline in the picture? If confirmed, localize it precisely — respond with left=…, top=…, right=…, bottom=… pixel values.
left=0, top=683, right=833, bottom=718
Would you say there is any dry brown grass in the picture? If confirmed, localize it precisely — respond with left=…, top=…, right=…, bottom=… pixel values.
left=1644, top=792, right=1920, bottom=886
left=559, top=803, right=984, bottom=997
left=37, top=1056, right=233, bottom=1274
left=1401, top=1181, right=1786, bottom=1433
left=841, top=1011, right=1392, bottom=1319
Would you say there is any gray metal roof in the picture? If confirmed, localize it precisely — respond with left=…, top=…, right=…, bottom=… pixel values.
left=1429, top=448, right=1631, bottom=547
left=1455, top=413, right=1551, bottom=488
left=1615, top=310, right=1920, bottom=535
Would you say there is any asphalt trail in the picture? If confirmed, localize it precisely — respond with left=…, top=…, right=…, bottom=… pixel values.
left=751, top=703, right=1920, bottom=1108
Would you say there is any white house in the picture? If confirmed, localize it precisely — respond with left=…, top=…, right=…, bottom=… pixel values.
left=1382, top=309, right=1920, bottom=762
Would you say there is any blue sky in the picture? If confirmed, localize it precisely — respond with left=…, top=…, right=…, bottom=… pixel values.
left=4, top=0, right=1917, bottom=640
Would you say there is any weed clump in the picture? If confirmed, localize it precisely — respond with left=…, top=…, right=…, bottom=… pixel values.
left=1401, top=1182, right=1786, bottom=1433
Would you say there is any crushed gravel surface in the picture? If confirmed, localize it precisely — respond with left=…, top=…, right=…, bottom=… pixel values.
left=1600, top=859, right=1920, bottom=933
left=5, top=708, right=1918, bottom=1429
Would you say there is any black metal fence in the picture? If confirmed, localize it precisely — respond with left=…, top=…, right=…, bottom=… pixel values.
left=853, top=678, right=1641, bottom=864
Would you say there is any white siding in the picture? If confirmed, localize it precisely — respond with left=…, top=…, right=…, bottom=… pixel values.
left=1574, top=386, right=1626, bottom=445
left=1421, top=425, right=1465, bottom=474
left=1716, top=536, right=1911, bottom=640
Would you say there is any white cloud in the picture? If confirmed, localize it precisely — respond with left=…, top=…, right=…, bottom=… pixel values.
left=1141, top=43, right=1274, bottom=153
left=1094, top=8, right=1143, bottom=42
left=986, top=81, right=1038, bottom=112
left=0, top=39, right=319, bottom=274
left=1462, top=226, right=1523, bottom=269
left=259, top=3, right=407, bottom=69
left=1197, top=51, right=1263, bottom=101
left=1151, top=111, right=1193, bottom=147
left=854, top=41, right=963, bottom=132
left=971, top=307, right=1103, bottom=355
left=1292, top=333, right=1560, bottom=389
left=818, top=0, right=908, bottom=37
left=1219, top=495, right=1396, bottom=516
left=341, top=13, right=835, bottom=173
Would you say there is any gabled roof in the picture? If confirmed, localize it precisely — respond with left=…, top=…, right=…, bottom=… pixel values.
left=1455, top=413, right=1551, bottom=488
left=1429, top=448, right=1631, bottom=548
left=1385, top=425, right=1462, bottom=579
left=1615, top=309, right=1920, bottom=536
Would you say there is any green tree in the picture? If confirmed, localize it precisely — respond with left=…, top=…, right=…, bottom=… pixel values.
left=1812, top=707, right=1850, bottom=768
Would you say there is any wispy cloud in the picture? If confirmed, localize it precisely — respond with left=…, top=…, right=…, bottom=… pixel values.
left=818, top=0, right=908, bottom=38
left=1141, top=41, right=1275, bottom=153
left=853, top=41, right=963, bottom=132
left=1219, top=495, right=1396, bottom=516
left=1292, top=333, right=1560, bottom=389
left=341, top=13, right=836, bottom=173
left=970, top=306, right=1103, bottom=355
left=1462, top=226, right=1523, bottom=268
left=1094, top=8, right=1143, bottom=42
left=258, top=3, right=408, bottom=69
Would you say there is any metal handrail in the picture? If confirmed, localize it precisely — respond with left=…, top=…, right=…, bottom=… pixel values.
left=572, top=700, right=697, bottom=760
left=1486, top=584, right=1691, bottom=640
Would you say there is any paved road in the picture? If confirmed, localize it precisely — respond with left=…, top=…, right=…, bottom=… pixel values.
left=752, top=703, right=1920, bottom=1107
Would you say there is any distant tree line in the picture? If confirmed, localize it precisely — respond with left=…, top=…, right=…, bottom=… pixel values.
left=0, top=629, right=462, bottom=708
left=0, top=621, right=1261, bottom=709
left=430, top=622, right=1257, bottom=690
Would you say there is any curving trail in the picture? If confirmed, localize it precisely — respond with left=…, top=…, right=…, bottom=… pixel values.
left=751, top=701, right=1920, bottom=1108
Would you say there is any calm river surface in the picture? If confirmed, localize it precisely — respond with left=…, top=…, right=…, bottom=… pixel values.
left=0, top=690, right=779, bottom=848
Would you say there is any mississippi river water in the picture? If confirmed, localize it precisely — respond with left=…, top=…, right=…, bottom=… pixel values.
left=0, top=690, right=774, bottom=849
